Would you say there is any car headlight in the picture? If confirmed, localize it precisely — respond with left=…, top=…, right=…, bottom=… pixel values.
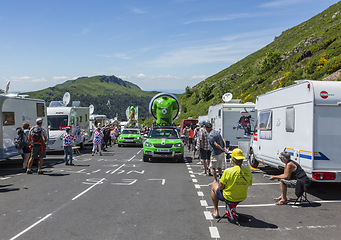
left=144, top=142, right=152, bottom=147
left=119, top=137, right=123, bottom=139
left=174, top=143, right=183, bottom=147
left=136, top=137, right=140, bottom=140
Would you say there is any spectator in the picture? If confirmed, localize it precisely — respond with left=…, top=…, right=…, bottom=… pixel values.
left=22, top=122, right=31, bottom=172
left=198, top=122, right=211, bottom=175
left=270, top=151, right=311, bottom=205
left=211, top=148, right=253, bottom=218
left=63, top=127, right=74, bottom=166
left=26, top=118, right=48, bottom=175
left=92, top=127, right=104, bottom=156
left=206, top=122, right=227, bottom=182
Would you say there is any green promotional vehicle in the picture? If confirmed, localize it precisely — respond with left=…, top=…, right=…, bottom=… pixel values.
left=143, top=127, right=184, bottom=162
left=117, top=128, right=143, bottom=147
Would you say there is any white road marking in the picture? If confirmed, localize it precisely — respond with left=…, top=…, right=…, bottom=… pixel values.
left=209, top=226, right=220, bottom=238
left=147, top=179, right=166, bottom=185
left=0, top=177, right=11, bottom=180
left=197, top=191, right=204, bottom=197
left=189, top=171, right=193, bottom=174
left=92, top=169, right=101, bottom=173
left=127, top=170, right=145, bottom=174
left=192, top=179, right=198, bottom=183
left=200, top=200, right=208, bottom=207
left=194, top=184, right=201, bottom=189
left=190, top=174, right=195, bottom=178
left=252, top=182, right=279, bottom=186
left=204, top=211, right=213, bottom=220
left=9, top=213, right=52, bottom=240
left=111, top=179, right=137, bottom=185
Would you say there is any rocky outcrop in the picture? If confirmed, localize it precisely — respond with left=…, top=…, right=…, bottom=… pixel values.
left=322, top=69, right=341, bottom=81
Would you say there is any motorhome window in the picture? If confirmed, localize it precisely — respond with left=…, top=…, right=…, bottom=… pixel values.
left=286, top=107, right=295, bottom=132
left=76, top=117, right=79, bottom=125
left=70, top=117, right=75, bottom=125
left=36, top=103, right=45, bottom=117
left=218, top=109, right=221, bottom=118
left=48, top=115, right=68, bottom=130
left=85, top=114, right=88, bottom=121
left=2, top=112, right=15, bottom=126
left=258, top=111, right=272, bottom=130
left=80, top=116, right=83, bottom=122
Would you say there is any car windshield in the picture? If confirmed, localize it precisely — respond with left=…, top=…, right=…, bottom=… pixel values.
left=148, top=129, right=179, bottom=139
left=122, top=129, right=140, bottom=134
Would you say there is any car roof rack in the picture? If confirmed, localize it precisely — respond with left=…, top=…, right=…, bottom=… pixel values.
left=151, top=123, right=177, bottom=129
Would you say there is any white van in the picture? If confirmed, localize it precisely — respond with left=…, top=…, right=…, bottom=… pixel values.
left=208, top=99, right=256, bottom=148
left=0, top=93, right=47, bottom=160
left=250, top=80, right=341, bottom=182
left=47, top=94, right=90, bottom=152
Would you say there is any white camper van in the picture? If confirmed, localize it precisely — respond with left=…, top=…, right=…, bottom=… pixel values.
left=249, top=80, right=341, bottom=182
left=47, top=93, right=90, bottom=152
left=208, top=93, right=256, bottom=148
left=0, top=82, right=47, bottom=160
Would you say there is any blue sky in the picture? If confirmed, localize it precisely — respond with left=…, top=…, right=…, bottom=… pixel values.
left=0, top=0, right=338, bottom=94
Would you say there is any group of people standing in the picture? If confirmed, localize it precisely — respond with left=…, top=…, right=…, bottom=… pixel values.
left=21, top=118, right=48, bottom=174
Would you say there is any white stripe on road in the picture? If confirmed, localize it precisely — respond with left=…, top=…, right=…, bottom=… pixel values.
left=200, top=200, right=208, bottom=207
left=194, top=184, right=201, bottom=189
left=192, top=179, right=198, bottom=183
left=204, top=211, right=213, bottom=220
left=209, top=227, right=220, bottom=238
left=197, top=191, right=204, bottom=197
left=190, top=174, right=195, bottom=178
left=9, top=213, right=52, bottom=240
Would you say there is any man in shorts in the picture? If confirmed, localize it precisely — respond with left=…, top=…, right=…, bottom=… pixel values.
left=206, top=122, right=227, bottom=182
left=26, top=118, right=48, bottom=175
left=197, top=122, right=211, bottom=175
left=211, top=148, right=253, bottom=218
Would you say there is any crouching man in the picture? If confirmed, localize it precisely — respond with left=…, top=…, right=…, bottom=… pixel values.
left=211, top=148, right=253, bottom=218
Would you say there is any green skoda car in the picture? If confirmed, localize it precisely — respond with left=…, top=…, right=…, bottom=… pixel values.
left=118, top=128, right=143, bottom=147
left=143, top=127, right=184, bottom=162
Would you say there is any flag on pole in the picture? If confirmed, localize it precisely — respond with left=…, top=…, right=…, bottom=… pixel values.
left=106, top=100, right=111, bottom=110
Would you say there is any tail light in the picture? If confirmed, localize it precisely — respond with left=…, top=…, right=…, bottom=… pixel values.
left=312, top=172, right=336, bottom=180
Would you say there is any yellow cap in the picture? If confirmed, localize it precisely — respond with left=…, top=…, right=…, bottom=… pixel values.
left=231, top=148, right=245, bottom=160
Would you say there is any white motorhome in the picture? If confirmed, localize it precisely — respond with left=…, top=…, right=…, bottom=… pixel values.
left=198, top=115, right=208, bottom=123
left=0, top=83, right=47, bottom=160
left=249, top=80, right=341, bottom=182
left=208, top=97, right=256, bottom=148
left=47, top=93, right=90, bottom=152
left=87, top=113, right=107, bottom=144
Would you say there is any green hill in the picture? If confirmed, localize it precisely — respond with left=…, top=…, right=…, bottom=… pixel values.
left=25, top=75, right=159, bottom=120
left=178, top=1, right=341, bottom=120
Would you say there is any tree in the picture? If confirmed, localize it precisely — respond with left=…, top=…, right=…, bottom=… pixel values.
left=200, top=83, right=211, bottom=101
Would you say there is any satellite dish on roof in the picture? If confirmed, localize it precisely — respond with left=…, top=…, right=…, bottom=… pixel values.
left=62, top=92, right=70, bottom=106
left=222, top=93, right=233, bottom=103
left=5, top=81, right=10, bottom=94
left=89, top=104, right=94, bottom=114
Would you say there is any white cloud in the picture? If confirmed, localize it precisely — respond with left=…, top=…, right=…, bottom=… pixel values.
left=132, top=8, right=147, bottom=14
left=260, top=0, right=306, bottom=8
left=191, top=75, right=206, bottom=79
left=137, top=73, right=147, bottom=78
left=52, top=76, right=69, bottom=82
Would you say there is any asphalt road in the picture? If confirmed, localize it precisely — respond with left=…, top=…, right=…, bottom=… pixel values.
left=0, top=145, right=340, bottom=240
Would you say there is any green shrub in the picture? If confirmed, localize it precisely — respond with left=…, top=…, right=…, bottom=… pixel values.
left=257, top=51, right=281, bottom=74
left=324, top=55, right=341, bottom=73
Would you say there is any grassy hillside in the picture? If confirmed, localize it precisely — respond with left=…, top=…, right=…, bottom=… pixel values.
left=178, top=1, right=341, bottom=120
left=25, top=75, right=159, bottom=120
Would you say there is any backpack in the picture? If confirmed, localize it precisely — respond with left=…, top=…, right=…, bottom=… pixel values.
left=14, top=127, right=25, bottom=149
left=31, top=127, right=44, bottom=146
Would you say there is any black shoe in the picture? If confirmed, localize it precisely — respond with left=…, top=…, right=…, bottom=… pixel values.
left=65, top=163, right=70, bottom=165
left=26, top=169, right=33, bottom=174
left=69, top=163, right=74, bottom=166
left=37, top=171, right=44, bottom=175
left=23, top=168, right=27, bottom=173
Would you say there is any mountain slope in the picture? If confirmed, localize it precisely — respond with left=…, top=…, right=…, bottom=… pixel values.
left=25, top=75, right=159, bottom=119
left=179, top=2, right=341, bottom=120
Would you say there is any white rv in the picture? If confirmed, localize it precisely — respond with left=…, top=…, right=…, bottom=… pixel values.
left=249, top=80, right=341, bottom=182
left=47, top=93, right=90, bottom=152
left=208, top=98, right=256, bottom=148
left=0, top=91, right=47, bottom=160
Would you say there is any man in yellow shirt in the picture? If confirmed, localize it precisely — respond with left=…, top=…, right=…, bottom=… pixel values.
left=211, top=148, right=253, bottom=218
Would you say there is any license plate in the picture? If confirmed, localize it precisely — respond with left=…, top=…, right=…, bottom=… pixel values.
left=157, top=149, right=169, bottom=152
left=125, top=140, right=134, bottom=142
